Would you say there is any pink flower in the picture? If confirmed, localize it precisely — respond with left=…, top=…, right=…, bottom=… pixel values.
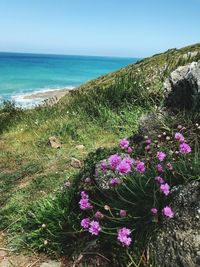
left=95, top=211, right=104, bottom=220
left=162, top=206, right=174, bottom=218
left=79, top=191, right=92, bottom=210
left=81, top=218, right=91, bottom=229
left=89, top=220, right=101, bottom=235
left=79, top=198, right=92, bottom=210
left=122, top=157, right=134, bottom=166
left=119, top=209, right=127, bottom=217
left=155, top=176, right=165, bottom=184
left=117, top=227, right=132, bottom=246
left=156, top=164, right=163, bottom=173
left=166, top=162, right=173, bottom=171
left=145, top=139, right=152, bottom=145
left=157, top=151, right=167, bottom=162
left=136, top=161, right=146, bottom=173
left=108, top=154, right=122, bottom=170
left=110, top=178, right=122, bottom=186
left=175, top=132, right=184, bottom=143
left=100, top=160, right=107, bottom=172
left=119, top=139, right=129, bottom=149
left=179, top=143, right=192, bottom=154
left=81, top=191, right=89, bottom=199
left=117, top=160, right=132, bottom=175
left=160, top=183, right=170, bottom=196
left=127, top=147, right=133, bottom=154
left=151, top=208, right=158, bottom=215
left=145, top=145, right=151, bottom=151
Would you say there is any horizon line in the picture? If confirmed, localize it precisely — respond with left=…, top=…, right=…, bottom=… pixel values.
left=0, top=50, right=141, bottom=60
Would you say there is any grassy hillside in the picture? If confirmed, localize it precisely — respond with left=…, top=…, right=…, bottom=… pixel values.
left=0, top=43, right=200, bottom=265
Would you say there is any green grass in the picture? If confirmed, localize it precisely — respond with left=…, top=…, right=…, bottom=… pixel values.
left=0, top=43, right=200, bottom=266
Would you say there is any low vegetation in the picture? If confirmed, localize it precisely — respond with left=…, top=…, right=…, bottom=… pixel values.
left=0, top=43, right=200, bottom=266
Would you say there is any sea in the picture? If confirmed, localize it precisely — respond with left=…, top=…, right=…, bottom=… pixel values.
left=0, top=52, right=138, bottom=107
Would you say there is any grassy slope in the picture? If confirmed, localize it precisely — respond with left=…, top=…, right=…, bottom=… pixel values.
left=0, top=43, right=200, bottom=255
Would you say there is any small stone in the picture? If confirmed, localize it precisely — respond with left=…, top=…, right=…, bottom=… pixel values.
left=49, top=136, right=61, bottom=148
left=70, top=158, right=82, bottom=168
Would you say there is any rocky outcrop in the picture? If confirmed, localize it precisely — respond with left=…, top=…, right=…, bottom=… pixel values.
left=164, top=60, right=200, bottom=110
left=149, top=181, right=200, bottom=267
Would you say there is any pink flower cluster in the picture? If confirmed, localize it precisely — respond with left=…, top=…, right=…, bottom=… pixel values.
left=81, top=218, right=101, bottom=235
left=79, top=191, right=92, bottom=210
left=119, top=139, right=133, bottom=154
left=117, top=227, right=132, bottom=246
left=175, top=132, right=192, bottom=154
left=108, top=154, right=133, bottom=175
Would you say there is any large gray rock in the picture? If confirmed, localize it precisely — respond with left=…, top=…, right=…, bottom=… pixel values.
left=149, top=181, right=200, bottom=267
left=164, top=60, right=200, bottom=109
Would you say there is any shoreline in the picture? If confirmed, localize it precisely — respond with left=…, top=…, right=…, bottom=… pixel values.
left=11, top=87, right=75, bottom=108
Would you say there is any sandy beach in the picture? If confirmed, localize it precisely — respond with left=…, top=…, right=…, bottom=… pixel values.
left=22, top=88, right=71, bottom=106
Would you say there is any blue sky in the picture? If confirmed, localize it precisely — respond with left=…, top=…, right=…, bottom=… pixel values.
left=0, top=0, right=199, bottom=57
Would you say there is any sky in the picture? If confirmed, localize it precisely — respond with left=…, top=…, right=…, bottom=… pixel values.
left=0, top=0, right=199, bottom=58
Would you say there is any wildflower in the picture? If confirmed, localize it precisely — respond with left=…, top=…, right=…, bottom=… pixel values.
left=88, top=220, right=101, bottom=235
left=145, top=145, right=151, bottom=151
left=157, top=151, right=166, bottom=161
left=84, top=177, right=91, bottom=184
left=81, top=191, right=89, bottom=199
left=155, top=176, right=165, bottom=184
left=79, top=191, right=92, bottom=210
left=117, top=227, right=132, bottom=246
left=79, top=198, right=92, bottom=210
left=144, top=139, right=151, bottom=145
left=110, top=178, right=122, bottom=186
left=136, top=161, right=146, bottom=173
left=156, top=164, right=163, bottom=173
left=104, top=205, right=110, bottom=211
left=127, top=147, right=133, bottom=154
left=151, top=208, right=158, bottom=215
left=160, top=183, right=170, bottom=196
left=166, top=162, right=173, bottom=171
left=108, top=154, right=122, bottom=170
left=175, top=132, right=185, bottom=142
left=95, top=211, right=104, bottom=220
left=100, top=160, right=107, bottom=172
left=179, top=143, right=192, bottom=154
left=81, top=218, right=91, bottom=229
left=117, top=160, right=132, bottom=175
left=162, top=206, right=174, bottom=218
left=119, top=209, right=127, bottom=217
left=122, top=157, right=134, bottom=166
left=64, top=181, right=71, bottom=187
left=119, top=138, right=129, bottom=149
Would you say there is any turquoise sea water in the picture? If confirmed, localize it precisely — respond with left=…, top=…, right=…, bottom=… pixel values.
left=0, top=52, right=138, bottom=107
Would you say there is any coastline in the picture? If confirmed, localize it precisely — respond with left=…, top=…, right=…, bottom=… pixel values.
left=11, top=87, right=74, bottom=108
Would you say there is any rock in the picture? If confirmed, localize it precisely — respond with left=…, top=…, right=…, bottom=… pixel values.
left=138, top=112, right=164, bottom=138
left=49, top=136, right=61, bottom=148
left=164, top=60, right=200, bottom=110
left=70, top=158, right=82, bottom=168
left=149, top=181, right=200, bottom=267
left=40, top=261, right=61, bottom=267
left=0, top=259, right=12, bottom=267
